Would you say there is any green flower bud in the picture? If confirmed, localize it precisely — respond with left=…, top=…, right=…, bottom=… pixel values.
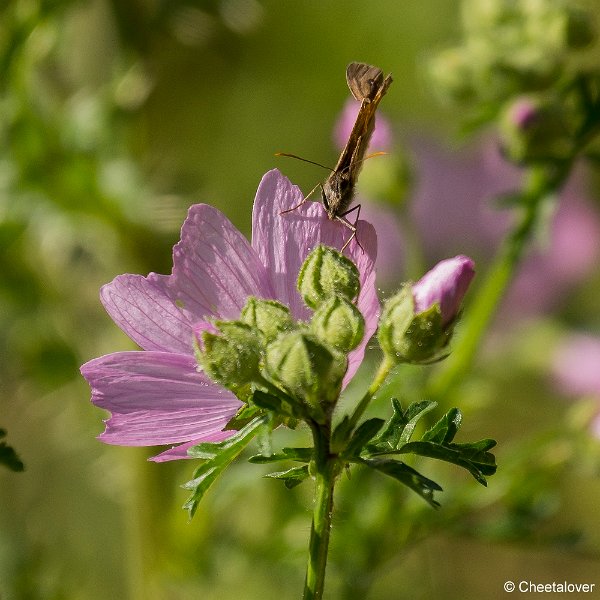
left=499, top=95, right=575, bottom=163
left=264, top=331, right=347, bottom=420
left=311, top=295, right=365, bottom=353
left=241, top=296, right=294, bottom=341
left=196, top=321, right=263, bottom=395
left=378, top=256, right=475, bottom=364
left=297, top=245, right=360, bottom=309
left=378, top=287, right=449, bottom=365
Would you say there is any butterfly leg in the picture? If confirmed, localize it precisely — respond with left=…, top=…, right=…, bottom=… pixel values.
left=337, top=204, right=364, bottom=253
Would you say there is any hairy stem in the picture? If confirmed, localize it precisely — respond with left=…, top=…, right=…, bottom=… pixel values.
left=303, top=421, right=337, bottom=600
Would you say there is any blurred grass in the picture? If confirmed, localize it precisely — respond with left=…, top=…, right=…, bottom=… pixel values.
left=1, top=1, right=600, bottom=599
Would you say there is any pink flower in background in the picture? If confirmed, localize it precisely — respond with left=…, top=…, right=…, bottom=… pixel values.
left=374, top=133, right=600, bottom=319
left=552, top=334, right=600, bottom=398
left=81, top=169, right=379, bottom=461
left=413, top=255, right=475, bottom=326
left=552, top=333, right=600, bottom=438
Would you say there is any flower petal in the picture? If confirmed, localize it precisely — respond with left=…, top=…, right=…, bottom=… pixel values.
left=81, top=351, right=242, bottom=446
left=166, top=203, right=275, bottom=322
left=101, top=274, right=194, bottom=354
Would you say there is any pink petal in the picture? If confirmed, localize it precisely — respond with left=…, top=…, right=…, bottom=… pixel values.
left=166, top=203, right=275, bottom=322
left=251, top=169, right=379, bottom=386
left=413, top=255, right=475, bottom=326
left=101, top=274, right=194, bottom=354
left=81, top=351, right=242, bottom=446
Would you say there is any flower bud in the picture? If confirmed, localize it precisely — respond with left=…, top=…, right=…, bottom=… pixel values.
left=378, top=256, right=475, bottom=364
left=241, top=296, right=294, bottom=341
left=413, top=255, right=475, bottom=327
left=499, top=96, right=574, bottom=164
left=297, top=245, right=360, bottom=309
left=264, top=331, right=347, bottom=420
left=311, top=295, right=365, bottom=353
left=196, top=321, right=263, bottom=394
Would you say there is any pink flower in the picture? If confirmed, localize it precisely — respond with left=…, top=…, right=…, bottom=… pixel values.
left=413, top=255, right=475, bottom=326
left=552, top=334, right=600, bottom=398
left=81, top=170, right=379, bottom=461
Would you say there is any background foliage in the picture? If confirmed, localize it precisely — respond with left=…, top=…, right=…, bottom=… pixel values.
left=1, top=1, right=600, bottom=598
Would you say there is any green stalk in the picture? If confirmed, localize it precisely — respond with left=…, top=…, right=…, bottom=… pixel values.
left=303, top=421, right=337, bottom=600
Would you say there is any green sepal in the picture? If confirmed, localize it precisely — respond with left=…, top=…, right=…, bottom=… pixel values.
left=361, top=457, right=442, bottom=508
left=182, top=415, right=270, bottom=519
left=0, top=428, right=24, bottom=472
left=421, top=407, right=462, bottom=444
left=252, top=389, right=308, bottom=420
left=341, top=418, right=385, bottom=459
left=378, top=287, right=452, bottom=365
left=370, top=399, right=438, bottom=451
left=248, top=446, right=313, bottom=464
left=264, top=465, right=310, bottom=489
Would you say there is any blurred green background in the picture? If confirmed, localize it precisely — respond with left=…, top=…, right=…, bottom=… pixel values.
left=1, top=1, right=600, bottom=599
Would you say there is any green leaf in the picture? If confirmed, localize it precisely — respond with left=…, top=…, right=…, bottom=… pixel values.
left=224, top=403, right=262, bottom=430
left=331, top=415, right=353, bottom=451
left=370, top=399, right=437, bottom=450
left=264, top=465, right=310, bottom=489
left=362, top=457, right=441, bottom=508
left=342, top=418, right=385, bottom=458
left=421, top=407, right=462, bottom=444
left=248, top=446, right=313, bottom=464
left=182, top=415, right=269, bottom=518
left=382, top=439, right=497, bottom=485
left=0, top=429, right=24, bottom=472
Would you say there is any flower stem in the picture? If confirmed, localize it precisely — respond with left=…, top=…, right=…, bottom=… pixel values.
left=347, top=356, right=394, bottom=433
left=303, top=421, right=337, bottom=600
left=427, top=163, right=568, bottom=399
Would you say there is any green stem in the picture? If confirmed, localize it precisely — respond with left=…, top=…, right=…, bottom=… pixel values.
left=427, top=164, right=568, bottom=399
left=303, top=421, right=337, bottom=600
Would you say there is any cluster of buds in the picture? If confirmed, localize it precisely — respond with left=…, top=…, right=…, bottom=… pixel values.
left=196, top=248, right=476, bottom=423
left=196, top=246, right=365, bottom=423
left=429, top=0, right=596, bottom=106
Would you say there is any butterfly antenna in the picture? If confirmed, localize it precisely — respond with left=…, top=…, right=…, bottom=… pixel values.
left=275, top=152, right=333, bottom=172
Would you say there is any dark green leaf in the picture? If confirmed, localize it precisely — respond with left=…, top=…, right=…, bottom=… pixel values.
left=342, top=418, right=385, bottom=458
left=370, top=399, right=437, bottom=451
left=331, top=415, right=353, bottom=451
left=224, top=403, right=262, bottom=430
left=264, top=465, right=310, bottom=489
left=182, top=415, right=269, bottom=518
left=362, top=458, right=441, bottom=508
left=421, top=407, right=462, bottom=444
left=248, top=446, right=313, bottom=464
left=391, top=440, right=497, bottom=485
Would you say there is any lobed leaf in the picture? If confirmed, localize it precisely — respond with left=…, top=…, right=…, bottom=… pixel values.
left=264, top=465, right=310, bottom=489
left=183, top=415, right=269, bottom=518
